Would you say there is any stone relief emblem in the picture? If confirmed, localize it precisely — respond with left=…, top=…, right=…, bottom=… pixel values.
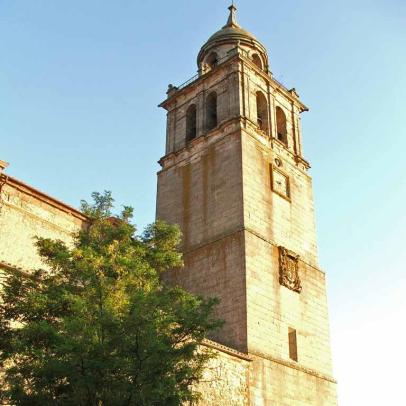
left=278, top=246, right=302, bottom=293
left=272, top=168, right=290, bottom=199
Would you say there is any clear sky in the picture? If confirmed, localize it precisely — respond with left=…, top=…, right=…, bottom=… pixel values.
left=1, top=1, right=405, bottom=404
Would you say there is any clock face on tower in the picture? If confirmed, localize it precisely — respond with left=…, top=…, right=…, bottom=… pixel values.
left=272, top=167, right=290, bottom=199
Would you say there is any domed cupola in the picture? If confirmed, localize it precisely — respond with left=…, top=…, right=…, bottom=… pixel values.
left=197, top=4, right=269, bottom=73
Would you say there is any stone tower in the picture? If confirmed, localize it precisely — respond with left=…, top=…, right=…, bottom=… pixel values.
left=157, top=5, right=337, bottom=405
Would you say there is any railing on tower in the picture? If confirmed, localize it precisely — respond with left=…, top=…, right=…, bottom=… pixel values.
left=174, top=49, right=289, bottom=93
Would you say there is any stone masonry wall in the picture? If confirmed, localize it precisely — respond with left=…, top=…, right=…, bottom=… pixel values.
left=157, top=50, right=338, bottom=403
left=250, top=356, right=337, bottom=406
left=0, top=172, right=253, bottom=406
left=245, top=235, right=334, bottom=376
left=241, top=127, right=319, bottom=268
left=240, top=126, right=334, bottom=375
left=0, top=176, right=85, bottom=274
left=240, top=125, right=337, bottom=404
left=157, top=128, right=244, bottom=251
left=191, top=342, right=251, bottom=406
left=157, top=128, right=248, bottom=351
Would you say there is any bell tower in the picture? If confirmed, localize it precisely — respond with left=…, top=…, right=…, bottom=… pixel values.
left=157, top=5, right=337, bottom=405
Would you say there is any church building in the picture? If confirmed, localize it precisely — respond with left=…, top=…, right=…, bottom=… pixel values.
left=0, top=5, right=337, bottom=405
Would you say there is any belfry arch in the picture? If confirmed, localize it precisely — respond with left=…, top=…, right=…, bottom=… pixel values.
left=206, top=92, right=217, bottom=131
left=186, top=104, right=197, bottom=142
left=256, top=91, right=269, bottom=133
left=276, top=106, right=288, bottom=145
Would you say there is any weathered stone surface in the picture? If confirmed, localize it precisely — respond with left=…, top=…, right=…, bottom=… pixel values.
left=190, top=341, right=251, bottom=406
left=0, top=176, right=86, bottom=275
left=157, top=6, right=338, bottom=405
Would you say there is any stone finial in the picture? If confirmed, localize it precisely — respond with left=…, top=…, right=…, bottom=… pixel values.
left=288, top=88, right=300, bottom=98
left=166, top=84, right=178, bottom=98
left=0, top=160, right=9, bottom=173
left=225, top=3, right=239, bottom=27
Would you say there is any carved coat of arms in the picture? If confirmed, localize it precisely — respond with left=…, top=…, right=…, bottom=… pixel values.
left=278, top=246, right=302, bottom=293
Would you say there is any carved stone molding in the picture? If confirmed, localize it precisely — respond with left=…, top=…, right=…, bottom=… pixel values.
left=278, top=246, right=302, bottom=293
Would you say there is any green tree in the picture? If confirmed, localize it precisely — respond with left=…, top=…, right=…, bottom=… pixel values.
left=0, top=192, right=222, bottom=406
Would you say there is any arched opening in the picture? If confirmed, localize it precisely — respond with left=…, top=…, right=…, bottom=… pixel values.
left=252, top=53, right=263, bottom=70
left=206, top=52, right=218, bottom=71
left=276, top=106, right=288, bottom=145
left=186, top=104, right=197, bottom=142
left=256, top=91, right=269, bottom=133
left=206, top=92, right=217, bottom=131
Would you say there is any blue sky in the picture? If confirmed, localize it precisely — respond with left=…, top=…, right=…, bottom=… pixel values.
left=1, top=1, right=405, bottom=404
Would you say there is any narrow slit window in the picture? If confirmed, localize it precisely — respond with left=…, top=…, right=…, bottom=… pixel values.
left=288, top=328, right=298, bottom=361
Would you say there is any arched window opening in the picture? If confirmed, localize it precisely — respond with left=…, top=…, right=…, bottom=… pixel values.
left=206, top=52, right=218, bottom=71
left=186, top=104, right=197, bottom=142
left=256, top=91, right=269, bottom=133
left=206, top=92, right=217, bottom=131
left=252, top=53, right=263, bottom=70
left=276, top=106, right=288, bottom=145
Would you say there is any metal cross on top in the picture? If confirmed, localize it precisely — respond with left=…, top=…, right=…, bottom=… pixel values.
left=226, top=2, right=238, bottom=27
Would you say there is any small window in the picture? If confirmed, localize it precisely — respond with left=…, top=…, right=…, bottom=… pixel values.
left=252, top=53, right=263, bottom=70
left=276, top=106, right=288, bottom=146
left=186, top=104, right=197, bottom=142
left=206, top=52, right=218, bottom=71
left=206, top=92, right=217, bottom=131
left=256, top=91, right=269, bottom=133
left=288, top=328, right=298, bottom=361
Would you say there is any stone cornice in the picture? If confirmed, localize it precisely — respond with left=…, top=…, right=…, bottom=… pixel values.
left=239, top=55, right=309, bottom=113
left=158, top=115, right=310, bottom=175
left=241, top=122, right=311, bottom=175
left=0, top=160, right=9, bottom=172
left=202, top=339, right=253, bottom=362
left=159, top=53, right=240, bottom=110
left=1, top=197, right=82, bottom=236
left=160, top=50, right=309, bottom=114
left=294, top=154, right=311, bottom=169
left=164, top=70, right=239, bottom=114
left=158, top=116, right=242, bottom=171
left=0, top=174, right=88, bottom=222
left=244, top=227, right=323, bottom=274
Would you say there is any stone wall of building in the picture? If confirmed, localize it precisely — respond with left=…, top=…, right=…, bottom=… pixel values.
left=240, top=80, right=317, bottom=266
left=240, top=121, right=334, bottom=372
left=157, top=47, right=338, bottom=403
left=239, top=119, right=337, bottom=405
left=157, top=126, right=244, bottom=251
left=191, top=340, right=251, bottom=406
left=0, top=165, right=255, bottom=406
left=245, top=235, right=334, bottom=375
left=249, top=356, right=337, bottom=406
left=157, top=126, right=249, bottom=352
left=0, top=172, right=86, bottom=275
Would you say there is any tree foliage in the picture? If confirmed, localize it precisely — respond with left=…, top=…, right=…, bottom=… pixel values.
left=0, top=191, right=222, bottom=406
